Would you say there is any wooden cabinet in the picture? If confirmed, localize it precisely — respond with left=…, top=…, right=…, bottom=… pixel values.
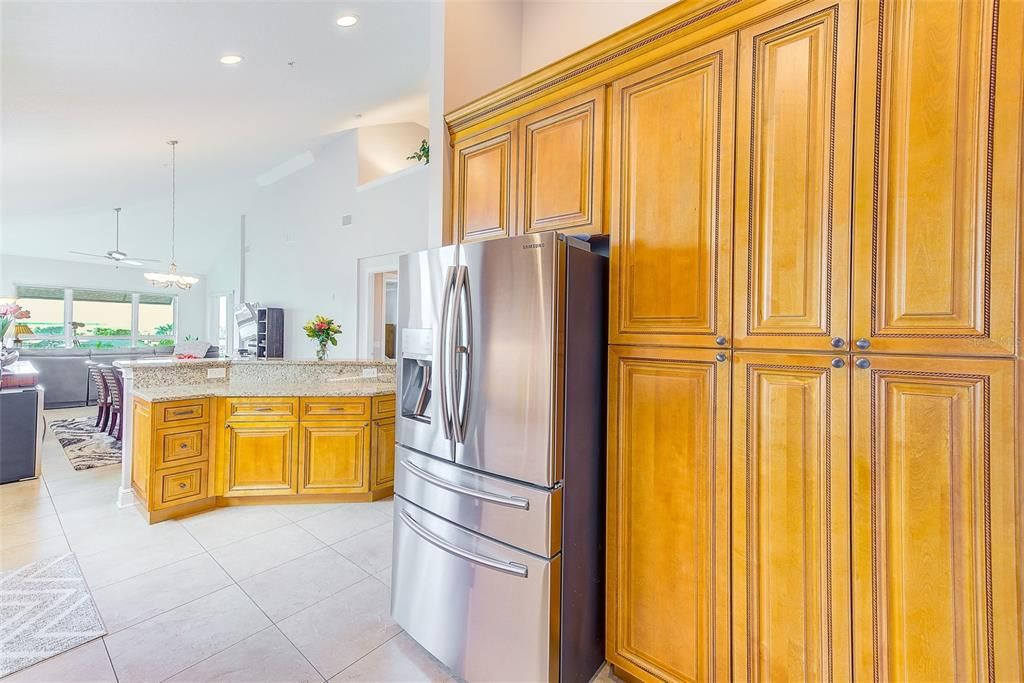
left=371, top=417, right=396, bottom=490
left=851, top=355, right=1021, bottom=682
left=606, top=346, right=729, bottom=682
left=731, top=352, right=851, bottom=682
left=852, top=0, right=1022, bottom=356
left=223, top=422, right=298, bottom=497
left=298, top=421, right=369, bottom=494
left=733, top=0, right=856, bottom=352
left=519, top=87, right=604, bottom=236
left=452, top=122, right=517, bottom=244
left=608, top=35, right=736, bottom=348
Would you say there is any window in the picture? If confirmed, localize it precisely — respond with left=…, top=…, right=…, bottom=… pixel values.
left=11, top=286, right=66, bottom=348
left=10, top=285, right=177, bottom=348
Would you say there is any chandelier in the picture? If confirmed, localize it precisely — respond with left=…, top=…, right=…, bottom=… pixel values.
left=146, top=140, right=199, bottom=289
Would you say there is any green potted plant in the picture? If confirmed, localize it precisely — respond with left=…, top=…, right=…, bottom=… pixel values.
left=303, top=315, right=342, bottom=361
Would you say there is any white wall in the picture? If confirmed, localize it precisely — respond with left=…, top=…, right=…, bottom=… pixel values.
left=0, top=253, right=208, bottom=339
left=519, top=1, right=675, bottom=74
left=357, top=122, right=430, bottom=186
left=443, top=1, right=524, bottom=112
left=239, top=131, right=429, bottom=360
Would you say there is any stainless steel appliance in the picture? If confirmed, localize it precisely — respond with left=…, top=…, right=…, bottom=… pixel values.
left=391, top=232, right=607, bottom=682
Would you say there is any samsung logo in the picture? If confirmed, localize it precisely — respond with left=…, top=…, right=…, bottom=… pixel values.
left=522, top=243, right=544, bottom=250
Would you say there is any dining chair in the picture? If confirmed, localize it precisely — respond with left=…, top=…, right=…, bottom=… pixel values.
left=89, top=365, right=111, bottom=431
left=99, top=366, right=124, bottom=440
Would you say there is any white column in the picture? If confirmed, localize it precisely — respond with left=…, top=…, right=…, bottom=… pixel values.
left=116, top=365, right=136, bottom=507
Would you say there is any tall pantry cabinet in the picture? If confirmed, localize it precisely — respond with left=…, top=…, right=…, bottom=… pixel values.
left=444, top=0, right=1024, bottom=680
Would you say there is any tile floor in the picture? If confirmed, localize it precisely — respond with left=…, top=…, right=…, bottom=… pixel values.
left=1, top=407, right=621, bottom=683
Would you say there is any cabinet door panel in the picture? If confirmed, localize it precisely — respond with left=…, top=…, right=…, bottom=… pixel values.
left=372, top=418, right=396, bottom=490
left=852, top=0, right=1022, bottom=355
left=520, top=87, right=605, bottom=235
left=732, top=352, right=851, bottom=682
left=852, top=355, right=1022, bottom=682
left=734, top=0, right=856, bottom=352
left=452, top=123, right=517, bottom=244
left=607, top=346, right=729, bottom=682
left=224, top=422, right=297, bottom=496
left=609, top=35, right=736, bottom=347
left=299, top=422, right=368, bottom=494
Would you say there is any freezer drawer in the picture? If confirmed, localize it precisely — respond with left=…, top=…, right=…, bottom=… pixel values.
left=391, top=498, right=561, bottom=683
left=395, top=445, right=562, bottom=557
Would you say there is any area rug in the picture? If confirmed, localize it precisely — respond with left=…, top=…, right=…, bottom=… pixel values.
left=0, top=552, right=106, bottom=677
left=48, top=417, right=121, bottom=471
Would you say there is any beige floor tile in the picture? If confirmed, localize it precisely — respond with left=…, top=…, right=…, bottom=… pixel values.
left=332, top=521, right=393, bottom=574
left=296, top=503, right=391, bottom=545
left=590, top=662, right=625, bottom=682
left=3, top=638, right=115, bottom=682
left=91, top=553, right=233, bottom=633
left=49, top=484, right=120, bottom=515
left=275, top=502, right=343, bottom=522
left=239, top=547, right=368, bottom=622
left=0, top=478, right=49, bottom=504
left=181, top=505, right=292, bottom=550
left=44, top=464, right=120, bottom=496
left=331, top=632, right=451, bottom=682
left=166, top=626, right=324, bottom=682
left=64, top=513, right=185, bottom=557
left=0, top=513, right=64, bottom=550
left=104, top=585, right=270, bottom=682
left=76, top=523, right=205, bottom=589
left=374, top=567, right=393, bottom=587
left=278, top=577, right=400, bottom=679
left=0, top=534, right=71, bottom=572
left=209, top=522, right=324, bottom=582
left=0, top=494, right=57, bottom=525
left=366, top=497, right=395, bottom=518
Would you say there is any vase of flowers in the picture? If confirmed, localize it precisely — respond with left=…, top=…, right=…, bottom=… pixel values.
left=0, top=303, right=31, bottom=369
left=303, top=315, right=341, bottom=361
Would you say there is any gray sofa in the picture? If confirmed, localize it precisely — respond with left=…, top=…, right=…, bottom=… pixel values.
left=19, top=346, right=220, bottom=408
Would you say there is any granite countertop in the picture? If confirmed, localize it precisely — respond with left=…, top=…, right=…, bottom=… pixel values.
left=133, top=378, right=396, bottom=402
left=114, top=357, right=397, bottom=369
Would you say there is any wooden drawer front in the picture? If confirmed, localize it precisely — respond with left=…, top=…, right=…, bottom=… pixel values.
left=157, top=425, right=209, bottom=469
left=156, top=400, right=209, bottom=427
left=155, top=462, right=208, bottom=510
left=300, top=397, right=370, bottom=421
left=371, top=395, right=395, bottom=420
left=226, top=397, right=298, bottom=421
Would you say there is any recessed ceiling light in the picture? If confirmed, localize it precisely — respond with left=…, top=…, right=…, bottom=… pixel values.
left=219, top=55, right=244, bottom=65
left=336, top=15, right=358, bottom=27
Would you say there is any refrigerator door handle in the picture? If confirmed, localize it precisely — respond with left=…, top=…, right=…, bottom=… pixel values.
left=451, top=265, right=472, bottom=444
left=400, top=459, right=530, bottom=510
left=399, top=510, right=529, bottom=578
left=439, top=265, right=457, bottom=440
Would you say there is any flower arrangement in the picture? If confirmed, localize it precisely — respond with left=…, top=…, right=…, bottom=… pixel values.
left=0, top=303, right=31, bottom=340
left=303, top=315, right=342, bottom=361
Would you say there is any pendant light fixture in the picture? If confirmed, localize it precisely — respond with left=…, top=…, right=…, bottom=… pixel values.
left=145, top=140, right=199, bottom=289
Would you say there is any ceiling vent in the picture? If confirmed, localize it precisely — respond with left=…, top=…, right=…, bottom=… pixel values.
left=341, top=214, right=354, bottom=228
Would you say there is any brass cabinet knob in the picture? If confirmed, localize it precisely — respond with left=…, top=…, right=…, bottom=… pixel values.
left=715, top=336, right=727, bottom=346
left=855, top=338, right=871, bottom=350
left=856, top=358, right=871, bottom=369
left=830, top=337, right=845, bottom=348
left=831, top=358, right=845, bottom=368
left=715, top=352, right=727, bottom=362
left=178, top=482, right=187, bottom=489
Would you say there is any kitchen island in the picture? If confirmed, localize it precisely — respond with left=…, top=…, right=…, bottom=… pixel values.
left=114, top=357, right=396, bottom=522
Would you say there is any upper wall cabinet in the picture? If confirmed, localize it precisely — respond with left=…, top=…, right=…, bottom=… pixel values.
left=452, top=122, right=518, bottom=244
left=519, top=88, right=605, bottom=236
left=609, top=35, right=736, bottom=347
left=852, top=0, right=1022, bottom=356
left=733, top=0, right=857, bottom=352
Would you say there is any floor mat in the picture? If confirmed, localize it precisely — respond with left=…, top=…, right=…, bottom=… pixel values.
left=0, top=552, right=106, bottom=677
left=47, top=417, right=121, bottom=471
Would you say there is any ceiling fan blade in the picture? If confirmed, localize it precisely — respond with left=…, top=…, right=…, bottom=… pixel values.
left=69, top=250, right=111, bottom=259
left=121, top=260, right=145, bottom=267
left=128, top=256, right=162, bottom=263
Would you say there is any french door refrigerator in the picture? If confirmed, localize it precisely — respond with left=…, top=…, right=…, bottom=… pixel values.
left=391, top=232, right=607, bottom=683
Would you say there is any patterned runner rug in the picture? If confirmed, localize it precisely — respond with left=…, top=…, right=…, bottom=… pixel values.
left=48, top=417, right=121, bottom=471
left=0, top=552, right=106, bottom=677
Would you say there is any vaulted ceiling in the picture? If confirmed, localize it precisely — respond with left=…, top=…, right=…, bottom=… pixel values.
left=1, top=0, right=430, bottom=273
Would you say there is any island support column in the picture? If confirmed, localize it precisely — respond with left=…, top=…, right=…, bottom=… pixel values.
left=117, top=365, right=136, bottom=508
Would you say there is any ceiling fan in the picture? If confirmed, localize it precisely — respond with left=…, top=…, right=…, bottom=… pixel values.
left=69, top=208, right=161, bottom=267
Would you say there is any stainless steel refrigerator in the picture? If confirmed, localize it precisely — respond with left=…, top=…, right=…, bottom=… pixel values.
left=391, top=232, right=607, bottom=683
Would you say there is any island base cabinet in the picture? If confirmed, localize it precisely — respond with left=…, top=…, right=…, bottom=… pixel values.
left=371, top=417, right=396, bottom=492
left=222, top=422, right=298, bottom=497
left=298, top=421, right=369, bottom=494
left=852, top=355, right=1022, bottom=683
left=606, top=345, right=730, bottom=683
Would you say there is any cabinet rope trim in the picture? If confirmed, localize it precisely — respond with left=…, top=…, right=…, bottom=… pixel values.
left=867, top=368, right=995, bottom=682
left=869, top=0, right=997, bottom=340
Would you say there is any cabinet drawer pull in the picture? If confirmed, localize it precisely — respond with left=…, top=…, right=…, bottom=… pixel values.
left=178, top=482, right=188, bottom=489
left=170, top=408, right=196, bottom=416
left=179, top=443, right=188, bottom=449
left=250, top=406, right=275, bottom=412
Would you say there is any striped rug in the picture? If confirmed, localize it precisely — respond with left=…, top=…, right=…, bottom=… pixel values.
left=47, top=417, right=121, bottom=471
